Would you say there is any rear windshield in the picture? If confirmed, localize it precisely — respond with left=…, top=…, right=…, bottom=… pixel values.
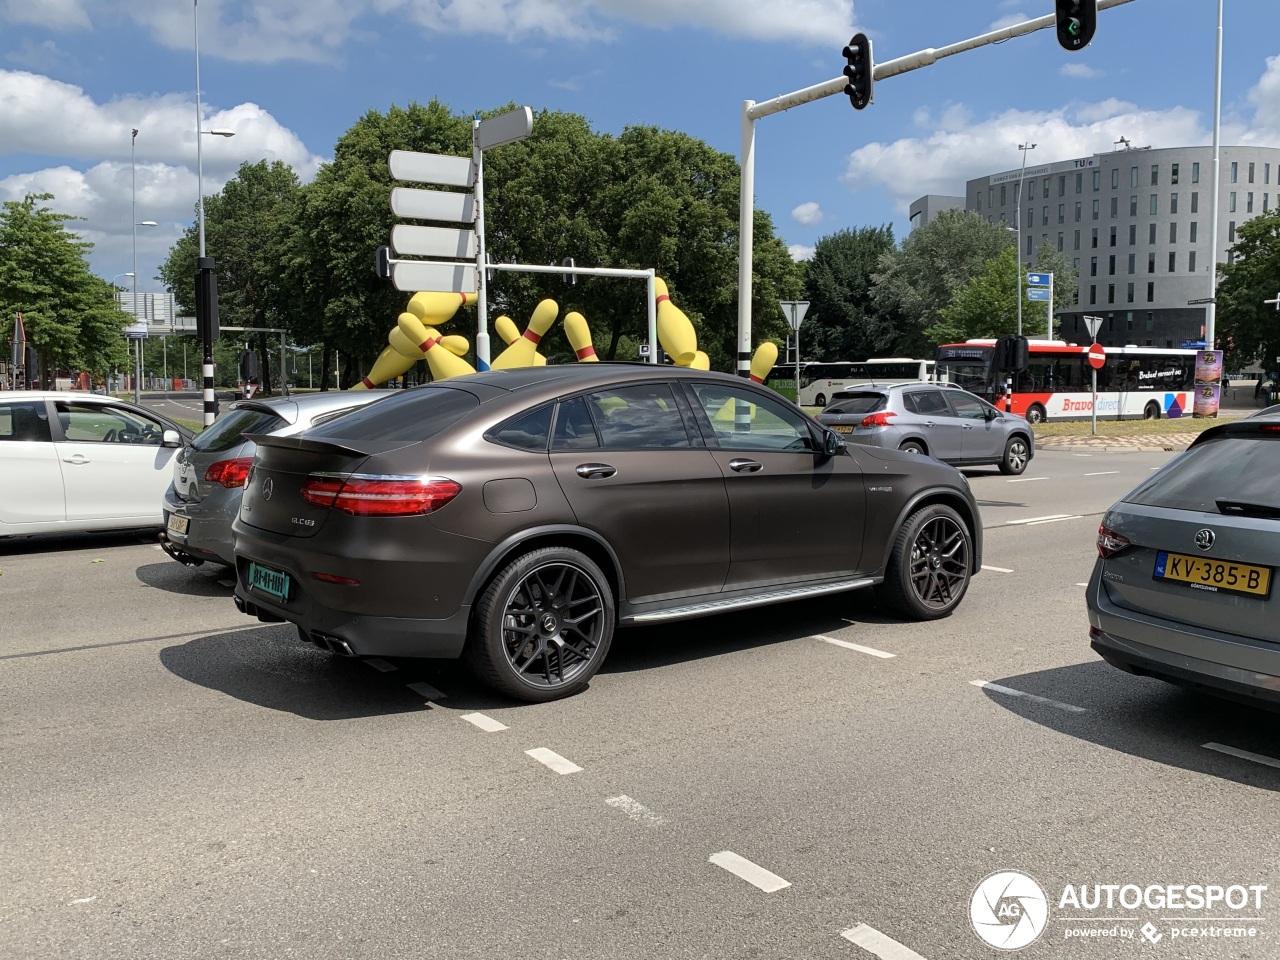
left=304, top=385, right=478, bottom=442
left=1126, top=434, right=1280, bottom=512
left=825, top=393, right=886, bottom=416
left=193, top=407, right=286, bottom=453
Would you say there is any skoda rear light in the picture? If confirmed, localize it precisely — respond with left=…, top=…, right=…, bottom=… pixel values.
left=204, top=456, right=254, bottom=488
left=860, top=411, right=897, bottom=428
left=1096, top=523, right=1132, bottom=559
left=300, top=474, right=461, bottom=517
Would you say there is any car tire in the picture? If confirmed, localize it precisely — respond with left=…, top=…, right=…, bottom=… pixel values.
left=899, top=440, right=926, bottom=456
left=875, top=503, right=972, bottom=621
left=998, top=435, right=1031, bottom=475
left=1025, top=403, right=1046, bottom=425
left=1144, top=401, right=1161, bottom=420
left=465, top=546, right=615, bottom=703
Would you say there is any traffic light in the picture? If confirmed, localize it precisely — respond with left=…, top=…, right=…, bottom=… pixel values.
left=374, top=244, right=391, bottom=280
left=841, top=33, right=873, bottom=110
left=1055, top=0, right=1096, bottom=51
left=195, top=256, right=219, bottom=344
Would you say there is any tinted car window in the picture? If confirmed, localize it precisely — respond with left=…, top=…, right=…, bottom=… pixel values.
left=487, top=403, right=553, bottom=451
left=193, top=407, right=286, bottom=453
left=825, top=393, right=885, bottom=415
left=946, top=392, right=987, bottom=420
left=1127, top=435, right=1280, bottom=512
left=688, top=382, right=816, bottom=452
left=552, top=396, right=600, bottom=451
left=904, top=390, right=951, bottom=415
left=305, top=386, right=478, bottom=442
left=586, top=384, right=691, bottom=449
left=0, top=400, right=52, bottom=442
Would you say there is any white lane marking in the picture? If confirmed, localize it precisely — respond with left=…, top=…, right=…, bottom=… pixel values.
left=1005, top=514, right=1076, bottom=525
left=815, top=635, right=895, bottom=659
left=1150, top=466, right=1161, bottom=470
left=709, top=851, right=790, bottom=893
left=981, top=565, right=1014, bottom=573
left=406, top=681, right=446, bottom=701
left=1084, top=471, right=1119, bottom=476
left=1076, top=582, right=1089, bottom=587
left=1072, top=453, right=1093, bottom=457
left=364, top=658, right=396, bottom=673
left=68, top=897, right=96, bottom=906
left=1006, top=476, right=1048, bottom=482
left=1026, top=515, right=1082, bottom=526
left=525, top=747, right=582, bottom=775
left=841, top=924, right=928, bottom=960
left=605, top=794, right=666, bottom=825
left=970, top=680, right=1087, bottom=714
left=1203, top=742, right=1280, bottom=770
left=461, top=712, right=508, bottom=733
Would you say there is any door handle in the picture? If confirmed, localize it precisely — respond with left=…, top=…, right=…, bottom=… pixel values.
left=924, top=421, right=935, bottom=427
left=62, top=454, right=89, bottom=465
left=728, top=458, right=763, bottom=473
left=575, top=463, right=616, bottom=480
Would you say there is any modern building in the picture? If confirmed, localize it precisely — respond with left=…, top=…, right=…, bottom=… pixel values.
left=920, top=143, right=1280, bottom=348
left=909, top=194, right=964, bottom=230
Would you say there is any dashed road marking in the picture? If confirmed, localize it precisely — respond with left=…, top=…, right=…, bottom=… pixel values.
left=982, top=565, right=1014, bottom=573
left=364, top=658, right=396, bottom=672
left=605, top=794, right=666, bottom=825
left=1084, top=471, right=1119, bottom=476
left=406, top=681, right=446, bottom=702
left=1072, top=453, right=1093, bottom=457
left=1005, top=514, right=1079, bottom=525
left=1006, top=476, right=1048, bottom=482
left=1076, top=582, right=1089, bottom=587
left=1203, top=742, right=1280, bottom=770
left=525, top=747, right=582, bottom=775
left=709, top=851, right=790, bottom=893
left=842, top=924, right=928, bottom=959
left=68, top=897, right=97, bottom=906
left=970, top=680, right=1086, bottom=714
left=461, top=712, right=508, bottom=733
left=816, top=635, right=895, bottom=659
left=1025, top=515, right=1082, bottom=525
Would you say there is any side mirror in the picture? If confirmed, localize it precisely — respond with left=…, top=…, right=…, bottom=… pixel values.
left=823, top=429, right=846, bottom=457
left=984, top=406, right=1000, bottom=421
left=162, top=429, right=182, bottom=448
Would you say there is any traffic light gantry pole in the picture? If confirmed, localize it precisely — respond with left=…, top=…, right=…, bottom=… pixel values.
left=734, top=0, right=1133, bottom=378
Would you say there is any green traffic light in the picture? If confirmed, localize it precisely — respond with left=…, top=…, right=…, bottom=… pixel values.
left=1068, top=17, right=1080, bottom=35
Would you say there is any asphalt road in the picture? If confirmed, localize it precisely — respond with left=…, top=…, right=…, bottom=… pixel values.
left=3, top=448, right=1278, bottom=960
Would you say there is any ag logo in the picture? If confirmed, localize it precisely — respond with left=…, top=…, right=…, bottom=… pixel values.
left=970, top=870, right=1049, bottom=950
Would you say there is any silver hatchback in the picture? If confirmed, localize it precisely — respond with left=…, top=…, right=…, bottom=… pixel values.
left=162, top=390, right=395, bottom=567
left=816, top=382, right=1034, bottom=475
left=1088, top=417, right=1280, bottom=707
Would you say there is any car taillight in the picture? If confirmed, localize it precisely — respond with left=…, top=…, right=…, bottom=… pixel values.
left=861, top=411, right=896, bottom=427
left=300, top=474, right=461, bottom=517
left=204, top=457, right=254, bottom=488
left=1096, top=523, right=1131, bottom=559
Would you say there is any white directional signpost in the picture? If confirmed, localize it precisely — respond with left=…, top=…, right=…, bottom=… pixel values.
left=780, top=300, right=809, bottom=401
left=1027, top=272, right=1053, bottom=339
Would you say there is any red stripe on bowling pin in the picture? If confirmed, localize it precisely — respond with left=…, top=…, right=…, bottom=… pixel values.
left=656, top=294, right=670, bottom=305
left=522, top=328, right=543, bottom=345
left=749, top=374, right=763, bottom=383
left=418, top=336, right=439, bottom=353
left=575, top=345, right=597, bottom=360
left=361, top=376, right=375, bottom=389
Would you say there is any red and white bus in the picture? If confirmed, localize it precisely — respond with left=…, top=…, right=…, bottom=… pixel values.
left=934, top=340, right=1198, bottom=424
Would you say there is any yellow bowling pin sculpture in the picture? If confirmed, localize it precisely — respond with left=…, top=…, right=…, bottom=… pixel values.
left=563, top=311, right=598, bottom=362
left=406, top=291, right=474, bottom=327
left=653, top=277, right=697, bottom=366
left=353, top=345, right=417, bottom=389
left=749, top=342, right=778, bottom=383
left=439, top=334, right=470, bottom=357
left=688, top=351, right=711, bottom=370
left=396, top=311, right=476, bottom=380
left=389, top=326, right=422, bottom=360
left=491, top=299, right=558, bottom=370
left=496, top=315, right=546, bottom=365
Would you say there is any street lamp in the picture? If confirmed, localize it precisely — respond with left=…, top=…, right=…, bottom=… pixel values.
left=130, top=130, right=159, bottom=404
left=1015, top=142, right=1036, bottom=338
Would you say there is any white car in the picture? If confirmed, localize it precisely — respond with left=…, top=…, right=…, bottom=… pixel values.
left=0, top=391, right=194, bottom=538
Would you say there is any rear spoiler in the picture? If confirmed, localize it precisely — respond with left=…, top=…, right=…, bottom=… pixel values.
left=247, top=433, right=381, bottom=457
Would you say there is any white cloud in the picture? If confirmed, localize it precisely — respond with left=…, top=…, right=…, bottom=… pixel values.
left=2, top=0, right=89, bottom=29
left=788, top=244, right=815, bottom=261
left=791, top=201, right=824, bottom=226
left=1241, top=54, right=1280, bottom=146
left=987, top=13, right=1027, bottom=32
left=1060, top=62, right=1102, bottom=79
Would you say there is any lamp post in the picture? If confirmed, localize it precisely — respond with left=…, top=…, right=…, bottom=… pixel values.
left=1204, top=0, right=1224, bottom=350
left=1015, top=142, right=1036, bottom=338
left=130, top=129, right=159, bottom=404
left=111, top=272, right=133, bottom=394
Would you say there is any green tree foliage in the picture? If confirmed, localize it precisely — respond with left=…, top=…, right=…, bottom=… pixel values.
left=0, top=193, right=129, bottom=385
left=800, top=225, right=898, bottom=361
left=1217, top=209, right=1280, bottom=369
left=1032, top=237, right=1080, bottom=340
left=928, top=247, right=1032, bottom=344
left=871, top=210, right=1014, bottom=355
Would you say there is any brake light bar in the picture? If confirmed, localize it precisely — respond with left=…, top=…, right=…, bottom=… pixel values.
left=300, top=474, right=461, bottom=517
left=1096, top=523, right=1132, bottom=559
left=204, top=456, right=254, bottom=488
left=860, top=411, right=897, bottom=428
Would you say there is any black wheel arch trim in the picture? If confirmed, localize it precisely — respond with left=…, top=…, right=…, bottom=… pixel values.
left=873, top=487, right=983, bottom=578
left=462, top=524, right=628, bottom=610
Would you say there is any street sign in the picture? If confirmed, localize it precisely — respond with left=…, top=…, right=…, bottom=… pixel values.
left=390, top=187, right=475, bottom=224
left=1027, top=272, right=1052, bottom=286
left=390, top=260, right=478, bottom=294
left=476, top=107, right=534, bottom=151
left=779, top=300, right=810, bottom=331
left=1084, top=314, right=1103, bottom=338
left=1027, top=288, right=1051, bottom=302
left=390, top=224, right=478, bottom=259
left=1087, top=342, right=1107, bottom=369
left=388, top=150, right=474, bottom=188
left=1187, top=297, right=1216, bottom=305
left=639, top=343, right=651, bottom=356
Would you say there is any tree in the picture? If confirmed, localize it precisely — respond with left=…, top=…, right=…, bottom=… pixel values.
left=800, top=225, right=898, bottom=361
left=1217, top=209, right=1280, bottom=370
left=0, top=193, right=129, bottom=386
left=1032, top=237, right=1080, bottom=340
left=871, top=210, right=1014, bottom=356
left=927, top=247, right=1033, bottom=344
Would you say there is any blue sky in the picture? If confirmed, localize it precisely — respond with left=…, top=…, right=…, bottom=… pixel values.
left=1, top=0, right=1277, bottom=297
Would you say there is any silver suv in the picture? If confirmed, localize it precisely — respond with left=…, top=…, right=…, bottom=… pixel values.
left=816, top=382, right=1034, bottom=475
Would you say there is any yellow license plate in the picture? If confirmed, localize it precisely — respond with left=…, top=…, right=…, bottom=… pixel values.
left=832, top=424, right=853, bottom=434
left=167, top=513, right=189, bottom=536
left=1154, top=551, right=1272, bottom=598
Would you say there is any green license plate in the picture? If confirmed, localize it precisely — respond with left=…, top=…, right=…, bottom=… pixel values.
left=247, top=561, right=291, bottom=602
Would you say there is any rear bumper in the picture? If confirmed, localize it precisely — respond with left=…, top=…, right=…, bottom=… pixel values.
left=162, top=487, right=236, bottom=566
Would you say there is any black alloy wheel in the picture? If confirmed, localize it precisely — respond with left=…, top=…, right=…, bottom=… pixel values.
left=467, top=546, right=615, bottom=702
left=876, top=504, right=972, bottom=620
